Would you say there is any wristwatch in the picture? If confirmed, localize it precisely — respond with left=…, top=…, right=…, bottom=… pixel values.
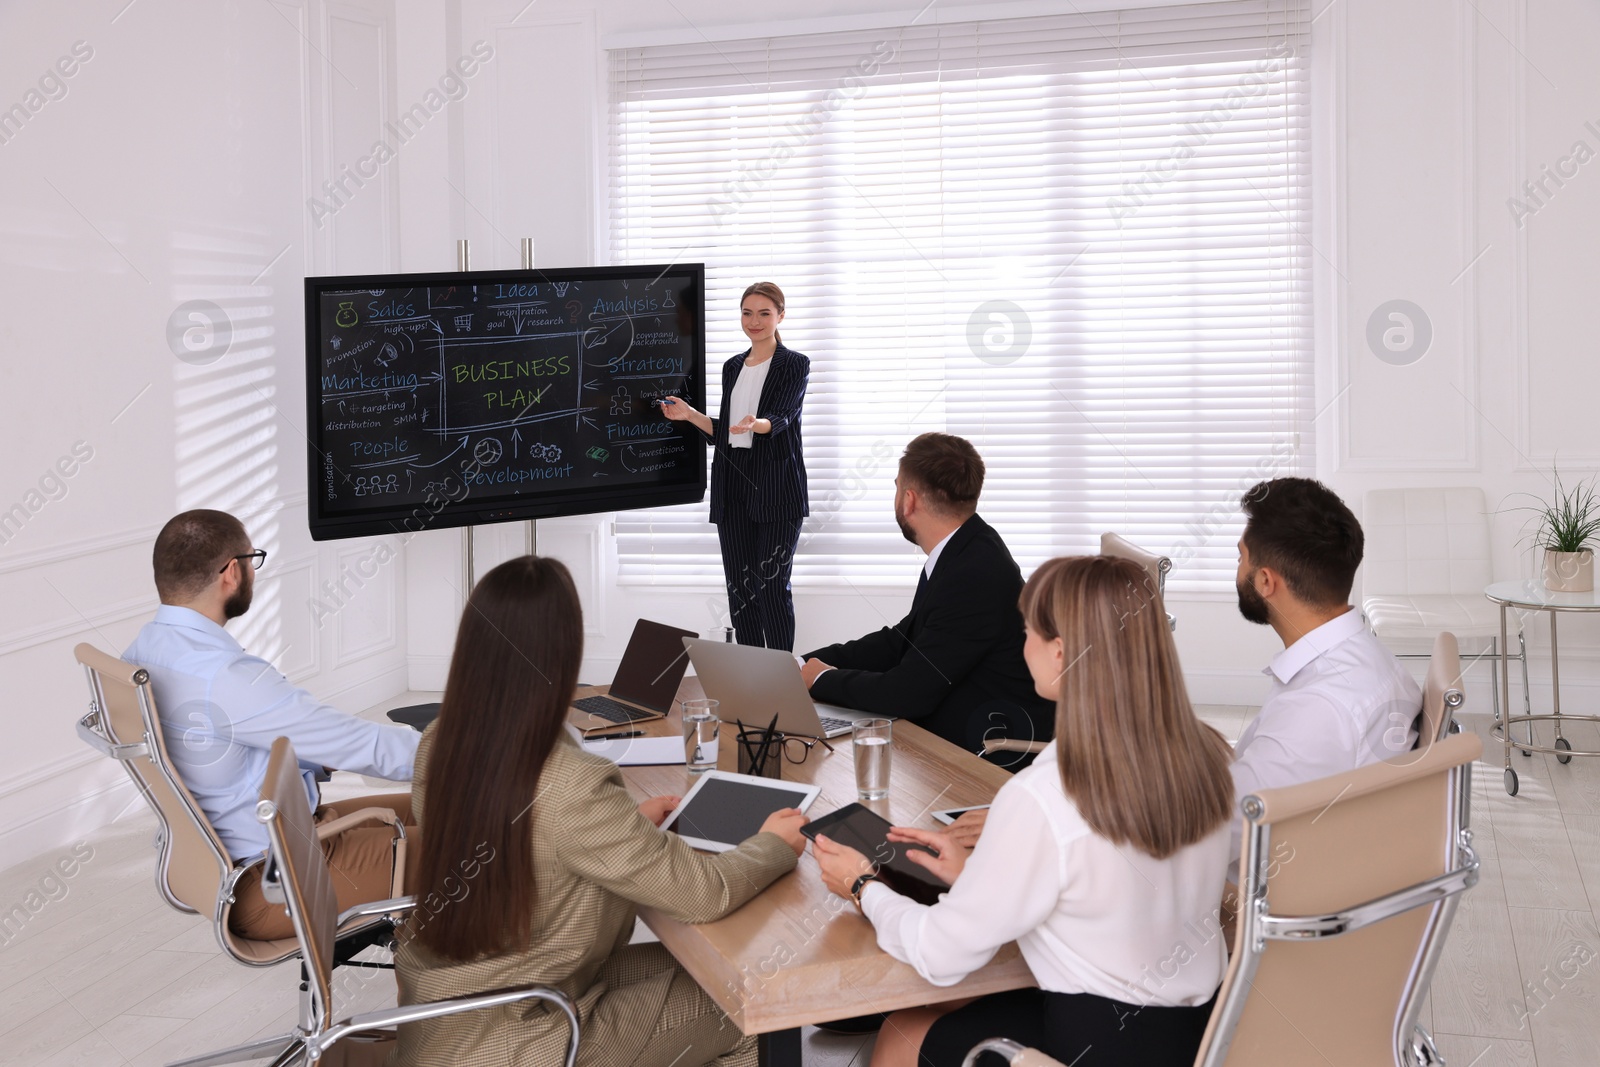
left=848, top=871, right=879, bottom=914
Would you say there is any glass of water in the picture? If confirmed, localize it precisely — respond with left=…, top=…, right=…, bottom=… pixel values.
left=853, top=718, right=892, bottom=800
left=682, top=698, right=720, bottom=774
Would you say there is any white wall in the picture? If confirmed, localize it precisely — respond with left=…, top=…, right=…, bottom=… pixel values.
left=0, top=0, right=432, bottom=863
left=4, top=0, right=1598, bottom=865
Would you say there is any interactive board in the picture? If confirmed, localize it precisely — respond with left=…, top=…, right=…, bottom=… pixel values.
left=304, top=264, right=705, bottom=540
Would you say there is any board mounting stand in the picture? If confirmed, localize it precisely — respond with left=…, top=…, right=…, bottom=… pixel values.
left=456, top=237, right=539, bottom=602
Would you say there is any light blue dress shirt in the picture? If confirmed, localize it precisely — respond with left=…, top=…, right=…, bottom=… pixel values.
left=124, top=605, right=420, bottom=859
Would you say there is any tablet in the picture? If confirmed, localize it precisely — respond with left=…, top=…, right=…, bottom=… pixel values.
left=800, top=803, right=947, bottom=906
left=660, top=770, right=821, bottom=853
left=931, top=804, right=990, bottom=826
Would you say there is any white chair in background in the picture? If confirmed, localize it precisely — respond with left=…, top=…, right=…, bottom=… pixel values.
left=1360, top=487, right=1529, bottom=749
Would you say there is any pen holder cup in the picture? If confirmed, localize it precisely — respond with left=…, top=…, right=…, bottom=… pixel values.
left=736, top=730, right=784, bottom=780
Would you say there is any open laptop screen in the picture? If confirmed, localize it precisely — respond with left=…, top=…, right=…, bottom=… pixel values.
left=608, top=619, right=697, bottom=712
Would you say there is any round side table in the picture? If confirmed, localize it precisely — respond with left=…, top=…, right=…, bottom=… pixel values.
left=1484, top=579, right=1600, bottom=796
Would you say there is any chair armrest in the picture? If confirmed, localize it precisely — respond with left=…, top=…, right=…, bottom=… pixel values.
left=982, top=738, right=1045, bottom=756
left=75, top=711, right=148, bottom=760
left=1256, top=841, right=1479, bottom=943
left=315, top=807, right=405, bottom=842
left=313, top=985, right=579, bottom=1059
left=337, top=895, right=416, bottom=927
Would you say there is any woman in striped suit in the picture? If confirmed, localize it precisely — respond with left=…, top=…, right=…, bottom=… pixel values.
left=661, top=281, right=809, bottom=650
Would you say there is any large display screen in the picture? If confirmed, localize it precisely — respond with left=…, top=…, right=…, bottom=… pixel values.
left=304, top=264, right=706, bottom=540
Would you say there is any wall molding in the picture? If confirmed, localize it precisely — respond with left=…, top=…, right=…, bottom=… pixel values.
left=0, top=594, right=154, bottom=659
left=331, top=542, right=399, bottom=667
left=1335, top=0, right=1478, bottom=472
left=0, top=751, right=100, bottom=803
left=1509, top=0, right=1600, bottom=470
left=0, top=522, right=162, bottom=577
left=0, top=763, right=138, bottom=872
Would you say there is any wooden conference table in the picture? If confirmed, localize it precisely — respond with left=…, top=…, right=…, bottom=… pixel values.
left=588, top=676, right=1037, bottom=1065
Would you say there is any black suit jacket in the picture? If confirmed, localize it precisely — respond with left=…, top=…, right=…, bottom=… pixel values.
left=805, top=514, right=1053, bottom=750
left=703, top=344, right=809, bottom=523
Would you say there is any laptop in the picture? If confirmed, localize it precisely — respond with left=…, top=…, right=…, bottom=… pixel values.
left=682, top=638, right=890, bottom=740
left=569, top=619, right=697, bottom=733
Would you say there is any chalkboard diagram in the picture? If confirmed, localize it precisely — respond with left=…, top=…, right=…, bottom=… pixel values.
left=307, top=265, right=706, bottom=539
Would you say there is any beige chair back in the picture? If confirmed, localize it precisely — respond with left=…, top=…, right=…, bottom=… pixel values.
left=1420, top=631, right=1465, bottom=746
left=260, top=736, right=340, bottom=1031
left=1198, top=732, right=1481, bottom=1066
left=1100, top=532, right=1174, bottom=629
left=75, top=642, right=302, bottom=965
left=74, top=643, right=234, bottom=915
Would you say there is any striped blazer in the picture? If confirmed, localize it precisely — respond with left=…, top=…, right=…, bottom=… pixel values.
left=390, top=726, right=797, bottom=1067
left=704, top=344, right=810, bottom=523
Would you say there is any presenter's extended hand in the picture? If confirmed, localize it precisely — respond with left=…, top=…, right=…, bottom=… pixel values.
left=638, top=795, right=681, bottom=827
left=812, top=834, right=877, bottom=900
left=759, top=807, right=810, bottom=856
left=800, top=657, right=834, bottom=689
left=729, top=415, right=758, bottom=435
left=946, top=808, right=989, bottom=849
left=887, top=826, right=967, bottom=886
left=659, top=396, right=695, bottom=421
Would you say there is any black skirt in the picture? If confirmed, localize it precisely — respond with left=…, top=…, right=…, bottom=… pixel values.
left=920, top=987, right=1217, bottom=1067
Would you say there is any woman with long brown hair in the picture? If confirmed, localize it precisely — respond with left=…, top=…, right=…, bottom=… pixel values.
left=393, top=556, right=808, bottom=1067
left=660, top=281, right=809, bottom=650
left=813, top=555, right=1235, bottom=1066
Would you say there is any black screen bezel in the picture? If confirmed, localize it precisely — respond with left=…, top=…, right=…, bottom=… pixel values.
left=303, top=263, right=707, bottom=541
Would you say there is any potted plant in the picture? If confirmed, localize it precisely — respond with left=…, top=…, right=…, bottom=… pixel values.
left=1520, top=470, right=1600, bottom=592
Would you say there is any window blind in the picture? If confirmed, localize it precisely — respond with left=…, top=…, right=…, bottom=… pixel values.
left=608, top=0, right=1312, bottom=591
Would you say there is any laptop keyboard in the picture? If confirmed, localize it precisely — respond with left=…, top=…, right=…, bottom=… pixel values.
left=573, top=695, right=658, bottom=725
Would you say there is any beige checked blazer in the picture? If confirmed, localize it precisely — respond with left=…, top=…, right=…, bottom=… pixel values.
left=389, top=725, right=797, bottom=1067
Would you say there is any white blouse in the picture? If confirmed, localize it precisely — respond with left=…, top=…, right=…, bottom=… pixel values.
left=861, top=741, right=1230, bottom=1006
left=725, top=356, right=773, bottom=449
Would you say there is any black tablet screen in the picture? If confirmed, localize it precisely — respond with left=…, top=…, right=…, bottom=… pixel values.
left=670, top=777, right=813, bottom=849
left=801, top=803, right=946, bottom=905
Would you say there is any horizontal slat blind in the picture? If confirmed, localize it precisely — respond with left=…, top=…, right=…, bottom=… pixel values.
left=609, top=0, right=1312, bottom=591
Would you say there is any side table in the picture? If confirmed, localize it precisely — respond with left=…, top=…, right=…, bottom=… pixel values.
left=1484, top=580, right=1600, bottom=795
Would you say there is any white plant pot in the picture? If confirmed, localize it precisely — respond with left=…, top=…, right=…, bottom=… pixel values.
left=1543, top=548, right=1595, bottom=592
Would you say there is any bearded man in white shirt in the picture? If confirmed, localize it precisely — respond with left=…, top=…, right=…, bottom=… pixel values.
left=1229, top=477, right=1421, bottom=863
left=124, top=509, right=420, bottom=939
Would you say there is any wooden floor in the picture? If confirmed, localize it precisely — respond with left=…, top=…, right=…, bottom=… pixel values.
left=2, top=698, right=1596, bottom=1067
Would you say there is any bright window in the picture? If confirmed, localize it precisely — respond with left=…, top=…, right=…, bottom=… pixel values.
left=609, top=0, right=1312, bottom=591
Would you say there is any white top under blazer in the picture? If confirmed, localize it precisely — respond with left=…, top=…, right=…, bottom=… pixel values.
left=724, top=356, right=773, bottom=449
left=861, top=740, right=1230, bottom=1006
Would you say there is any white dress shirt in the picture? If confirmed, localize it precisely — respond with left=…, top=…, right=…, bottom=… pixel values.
left=862, top=740, right=1230, bottom=1006
left=923, top=527, right=958, bottom=580
left=1229, top=607, right=1420, bottom=862
left=124, top=605, right=419, bottom=858
left=725, top=356, right=773, bottom=449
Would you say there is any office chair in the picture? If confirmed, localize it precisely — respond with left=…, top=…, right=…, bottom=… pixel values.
left=962, top=731, right=1481, bottom=1067
left=1361, top=487, right=1529, bottom=752
left=1420, top=631, right=1466, bottom=748
left=1100, top=532, right=1176, bottom=631
left=73, top=643, right=409, bottom=1065
left=981, top=536, right=1177, bottom=763
left=247, top=735, right=580, bottom=1067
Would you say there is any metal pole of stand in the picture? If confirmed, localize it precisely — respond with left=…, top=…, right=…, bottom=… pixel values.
left=521, top=237, right=538, bottom=558
left=458, top=239, right=476, bottom=595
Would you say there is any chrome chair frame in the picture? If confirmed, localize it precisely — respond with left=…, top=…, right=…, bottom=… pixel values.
left=236, top=737, right=580, bottom=1067
left=1198, top=743, right=1480, bottom=1067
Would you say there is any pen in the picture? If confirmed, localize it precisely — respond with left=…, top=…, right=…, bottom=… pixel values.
left=589, top=730, right=643, bottom=740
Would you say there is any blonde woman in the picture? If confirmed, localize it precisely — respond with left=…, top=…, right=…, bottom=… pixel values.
left=813, top=555, right=1235, bottom=1066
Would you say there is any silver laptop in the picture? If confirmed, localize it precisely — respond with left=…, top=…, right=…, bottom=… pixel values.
left=682, top=638, right=890, bottom=739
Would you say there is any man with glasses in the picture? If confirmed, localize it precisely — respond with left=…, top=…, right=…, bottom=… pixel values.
left=124, top=509, right=419, bottom=939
